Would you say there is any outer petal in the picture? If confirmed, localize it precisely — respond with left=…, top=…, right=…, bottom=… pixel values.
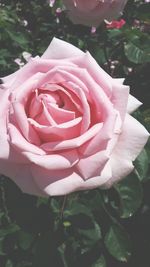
left=31, top=162, right=112, bottom=196
left=111, top=81, right=129, bottom=120
left=0, top=161, right=46, bottom=197
left=103, top=114, right=149, bottom=187
left=127, top=94, right=142, bottom=114
left=42, top=37, right=84, bottom=60
left=112, top=114, right=149, bottom=161
left=0, top=89, right=10, bottom=136
left=72, top=52, right=112, bottom=97
left=2, top=56, right=75, bottom=89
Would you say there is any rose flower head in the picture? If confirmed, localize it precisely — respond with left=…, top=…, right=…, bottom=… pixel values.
left=0, top=38, right=149, bottom=197
left=62, top=0, right=128, bottom=27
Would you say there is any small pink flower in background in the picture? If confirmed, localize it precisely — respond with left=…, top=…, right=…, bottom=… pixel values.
left=0, top=38, right=149, bottom=197
left=91, top=26, right=97, bottom=34
left=56, top=7, right=63, bottom=15
left=49, top=0, right=56, bottom=7
left=62, top=0, right=128, bottom=27
left=106, top=19, right=126, bottom=29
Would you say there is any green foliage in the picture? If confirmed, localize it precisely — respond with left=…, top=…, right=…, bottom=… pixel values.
left=0, top=0, right=150, bottom=267
left=115, top=174, right=143, bottom=218
left=104, top=223, right=131, bottom=262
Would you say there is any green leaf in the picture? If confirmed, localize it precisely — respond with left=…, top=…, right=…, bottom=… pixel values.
left=93, top=48, right=107, bottom=65
left=16, top=262, right=32, bottom=267
left=92, top=255, right=107, bottom=267
left=124, top=42, right=150, bottom=64
left=5, top=260, right=13, bottom=267
left=0, top=224, right=20, bottom=238
left=58, top=244, right=68, bottom=267
left=6, top=30, right=28, bottom=49
left=104, top=223, right=131, bottom=262
left=114, top=174, right=143, bottom=218
left=134, top=149, right=149, bottom=181
left=51, top=198, right=61, bottom=214
left=64, top=202, right=93, bottom=218
left=0, top=237, right=6, bottom=256
left=33, top=232, right=64, bottom=267
left=36, top=197, right=49, bottom=207
left=77, top=222, right=101, bottom=251
left=107, top=29, right=122, bottom=39
left=17, top=231, right=35, bottom=250
left=143, top=109, right=150, bottom=133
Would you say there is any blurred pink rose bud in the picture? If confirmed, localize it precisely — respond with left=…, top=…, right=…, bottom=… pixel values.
left=62, top=0, right=128, bottom=27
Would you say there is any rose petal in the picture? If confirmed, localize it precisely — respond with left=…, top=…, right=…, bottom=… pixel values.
left=75, top=150, right=109, bottom=180
left=23, top=149, right=79, bottom=170
left=103, top=113, right=149, bottom=187
left=41, top=122, right=103, bottom=151
left=8, top=123, right=45, bottom=155
left=36, top=102, right=57, bottom=126
left=0, top=161, right=46, bottom=197
left=13, top=102, right=41, bottom=145
left=0, top=137, right=27, bottom=163
left=31, top=161, right=112, bottom=196
left=28, top=116, right=82, bottom=142
left=79, top=110, right=117, bottom=156
left=127, top=94, right=142, bottom=114
left=2, top=56, right=75, bottom=89
left=72, top=52, right=112, bottom=97
left=103, top=159, right=134, bottom=189
left=111, top=81, right=129, bottom=120
left=45, top=103, right=75, bottom=124
left=42, top=37, right=84, bottom=60
left=113, top=114, right=149, bottom=161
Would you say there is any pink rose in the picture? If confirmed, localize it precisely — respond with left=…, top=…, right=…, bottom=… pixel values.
left=0, top=38, right=149, bottom=197
left=63, top=0, right=128, bottom=27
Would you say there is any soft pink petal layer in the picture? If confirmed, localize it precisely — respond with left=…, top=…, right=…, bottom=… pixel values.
left=28, top=116, right=82, bottom=142
left=31, top=161, right=112, bottom=196
left=13, top=102, right=41, bottom=145
left=111, top=81, right=129, bottom=120
left=42, top=37, right=84, bottom=60
left=127, top=94, right=142, bottom=114
left=0, top=161, right=46, bottom=197
left=22, top=149, right=79, bottom=170
left=2, top=56, right=75, bottom=90
left=8, top=124, right=45, bottom=155
left=75, top=150, right=109, bottom=180
left=41, top=122, right=103, bottom=151
left=72, top=52, right=112, bottom=96
left=103, top=114, right=149, bottom=187
left=113, top=114, right=149, bottom=161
